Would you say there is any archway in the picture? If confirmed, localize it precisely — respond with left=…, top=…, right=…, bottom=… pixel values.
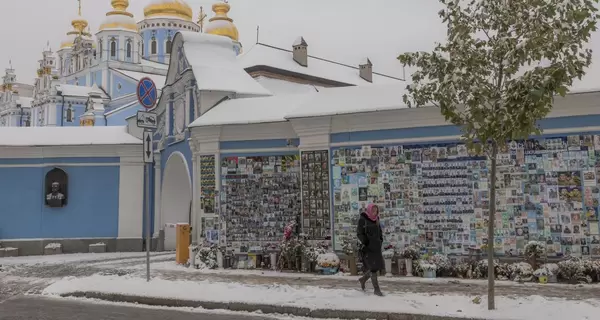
left=160, top=152, right=192, bottom=251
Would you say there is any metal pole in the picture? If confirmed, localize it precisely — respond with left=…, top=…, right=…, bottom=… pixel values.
left=145, top=131, right=151, bottom=282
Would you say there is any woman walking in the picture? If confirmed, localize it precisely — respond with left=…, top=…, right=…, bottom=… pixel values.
left=357, top=203, right=384, bottom=296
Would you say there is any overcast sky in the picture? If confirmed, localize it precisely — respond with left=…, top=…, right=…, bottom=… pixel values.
left=0, top=0, right=598, bottom=90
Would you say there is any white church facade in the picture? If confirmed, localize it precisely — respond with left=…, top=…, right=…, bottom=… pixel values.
left=2, top=0, right=599, bottom=259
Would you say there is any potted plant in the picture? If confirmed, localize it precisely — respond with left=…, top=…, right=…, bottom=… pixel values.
left=421, top=261, right=437, bottom=278
left=382, top=245, right=395, bottom=277
left=402, top=244, right=421, bottom=276
left=316, top=252, right=341, bottom=275
left=533, top=267, right=549, bottom=284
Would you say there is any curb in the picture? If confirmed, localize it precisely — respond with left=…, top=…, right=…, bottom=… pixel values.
left=61, top=291, right=484, bottom=320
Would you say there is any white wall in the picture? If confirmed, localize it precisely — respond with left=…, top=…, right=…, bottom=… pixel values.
left=117, top=155, right=145, bottom=239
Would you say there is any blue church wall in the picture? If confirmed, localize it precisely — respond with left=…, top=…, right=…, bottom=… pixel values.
left=111, top=72, right=138, bottom=99
left=141, top=28, right=175, bottom=64
left=107, top=103, right=145, bottom=126
left=0, top=158, right=120, bottom=240
left=91, top=70, right=102, bottom=87
left=56, top=103, right=86, bottom=127
left=331, top=114, right=600, bottom=145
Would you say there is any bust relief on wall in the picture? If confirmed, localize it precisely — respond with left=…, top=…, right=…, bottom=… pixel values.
left=45, top=168, right=68, bottom=208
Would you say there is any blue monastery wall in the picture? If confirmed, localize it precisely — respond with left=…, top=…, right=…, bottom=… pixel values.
left=110, top=71, right=138, bottom=99
left=0, top=157, right=120, bottom=240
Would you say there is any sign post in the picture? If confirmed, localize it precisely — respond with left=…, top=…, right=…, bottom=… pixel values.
left=137, top=77, right=158, bottom=282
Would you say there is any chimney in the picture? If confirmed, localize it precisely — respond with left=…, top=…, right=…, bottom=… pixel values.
left=292, top=36, right=308, bottom=67
left=359, top=57, right=373, bottom=83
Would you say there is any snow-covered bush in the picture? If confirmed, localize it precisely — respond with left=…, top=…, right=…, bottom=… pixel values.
left=495, top=263, right=511, bottom=280
left=473, top=259, right=499, bottom=279
left=341, top=237, right=358, bottom=256
left=420, top=262, right=437, bottom=272
left=557, top=257, right=592, bottom=283
left=524, top=241, right=546, bottom=269
left=508, top=262, right=533, bottom=282
left=427, top=253, right=452, bottom=277
left=402, top=245, right=421, bottom=260
left=452, top=262, right=472, bottom=278
left=305, top=241, right=328, bottom=263
left=524, top=241, right=546, bottom=258
left=193, top=243, right=218, bottom=270
left=536, top=263, right=559, bottom=277
left=317, top=252, right=340, bottom=269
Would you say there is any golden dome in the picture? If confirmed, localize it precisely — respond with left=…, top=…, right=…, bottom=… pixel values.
left=144, top=0, right=193, bottom=21
left=204, top=2, right=239, bottom=42
left=60, top=0, right=91, bottom=50
left=99, top=0, right=138, bottom=32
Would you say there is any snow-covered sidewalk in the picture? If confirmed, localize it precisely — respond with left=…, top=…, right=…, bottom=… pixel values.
left=42, top=274, right=600, bottom=320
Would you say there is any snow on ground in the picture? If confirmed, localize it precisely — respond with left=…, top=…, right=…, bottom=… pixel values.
left=135, top=260, right=600, bottom=289
left=0, top=252, right=171, bottom=266
left=56, top=295, right=347, bottom=320
left=42, top=274, right=600, bottom=320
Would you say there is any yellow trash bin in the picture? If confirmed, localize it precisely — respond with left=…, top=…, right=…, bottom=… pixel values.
left=176, top=223, right=190, bottom=265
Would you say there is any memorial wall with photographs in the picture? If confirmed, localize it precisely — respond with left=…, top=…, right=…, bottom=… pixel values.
left=301, top=150, right=331, bottom=240
left=331, top=135, right=600, bottom=258
left=220, top=155, right=301, bottom=253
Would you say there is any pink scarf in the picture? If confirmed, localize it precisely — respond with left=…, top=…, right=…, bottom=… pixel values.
left=366, top=203, right=379, bottom=222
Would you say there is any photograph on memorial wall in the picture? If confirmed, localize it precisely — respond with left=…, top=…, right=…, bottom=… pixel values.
left=200, top=155, right=216, bottom=214
left=220, top=155, right=301, bottom=253
left=301, top=150, right=331, bottom=240
left=331, top=135, right=600, bottom=258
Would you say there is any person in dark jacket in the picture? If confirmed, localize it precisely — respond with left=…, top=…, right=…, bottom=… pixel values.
left=357, top=203, right=384, bottom=296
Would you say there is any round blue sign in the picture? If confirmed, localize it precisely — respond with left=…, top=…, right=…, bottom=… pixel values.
left=137, top=77, right=158, bottom=109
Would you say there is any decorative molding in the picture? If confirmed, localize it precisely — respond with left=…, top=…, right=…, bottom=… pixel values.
left=220, top=147, right=299, bottom=155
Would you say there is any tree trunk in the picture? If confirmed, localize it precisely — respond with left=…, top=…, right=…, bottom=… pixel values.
left=487, top=142, right=498, bottom=310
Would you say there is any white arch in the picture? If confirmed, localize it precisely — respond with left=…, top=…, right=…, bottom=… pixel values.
left=160, top=151, right=192, bottom=251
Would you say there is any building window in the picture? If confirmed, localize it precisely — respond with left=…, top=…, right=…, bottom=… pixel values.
left=99, top=40, right=103, bottom=58
left=126, top=40, right=132, bottom=58
left=66, top=104, right=74, bottom=122
left=110, top=39, right=117, bottom=58
left=166, top=37, right=172, bottom=54
left=151, top=39, right=157, bottom=55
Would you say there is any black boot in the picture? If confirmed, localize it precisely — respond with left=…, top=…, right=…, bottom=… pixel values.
left=371, top=271, right=384, bottom=296
left=358, top=271, right=371, bottom=291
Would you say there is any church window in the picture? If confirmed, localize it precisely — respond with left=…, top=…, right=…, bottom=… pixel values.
left=66, top=104, right=74, bottom=122
left=151, top=39, right=157, bottom=55
left=166, top=35, right=172, bottom=54
left=126, top=40, right=132, bottom=58
left=110, top=38, right=117, bottom=58
left=99, top=40, right=103, bottom=58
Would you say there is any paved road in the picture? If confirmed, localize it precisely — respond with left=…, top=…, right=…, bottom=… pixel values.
left=0, top=296, right=283, bottom=320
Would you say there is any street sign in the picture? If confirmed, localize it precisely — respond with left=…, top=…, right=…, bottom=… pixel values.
left=143, top=131, right=154, bottom=163
left=137, top=77, right=158, bottom=109
left=137, top=111, right=157, bottom=129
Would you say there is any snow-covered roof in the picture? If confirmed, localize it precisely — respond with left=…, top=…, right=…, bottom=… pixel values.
left=178, top=32, right=272, bottom=97
left=254, top=76, right=323, bottom=95
left=285, top=84, right=408, bottom=119
left=189, top=93, right=314, bottom=127
left=239, top=43, right=404, bottom=86
left=0, top=126, right=141, bottom=147
left=140, top=58, right=169, bottom=70
left=190, top=84, right=408, bottom=127
left=113, top=69, right=167, bottom=90
left=56, top=84, right=109, bottom=99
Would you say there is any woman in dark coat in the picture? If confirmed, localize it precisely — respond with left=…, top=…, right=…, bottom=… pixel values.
left=357, top=203, right=384, bottom=296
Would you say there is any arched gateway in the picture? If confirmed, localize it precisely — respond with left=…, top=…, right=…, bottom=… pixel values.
left=160, top=152, right=192, bottom=251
